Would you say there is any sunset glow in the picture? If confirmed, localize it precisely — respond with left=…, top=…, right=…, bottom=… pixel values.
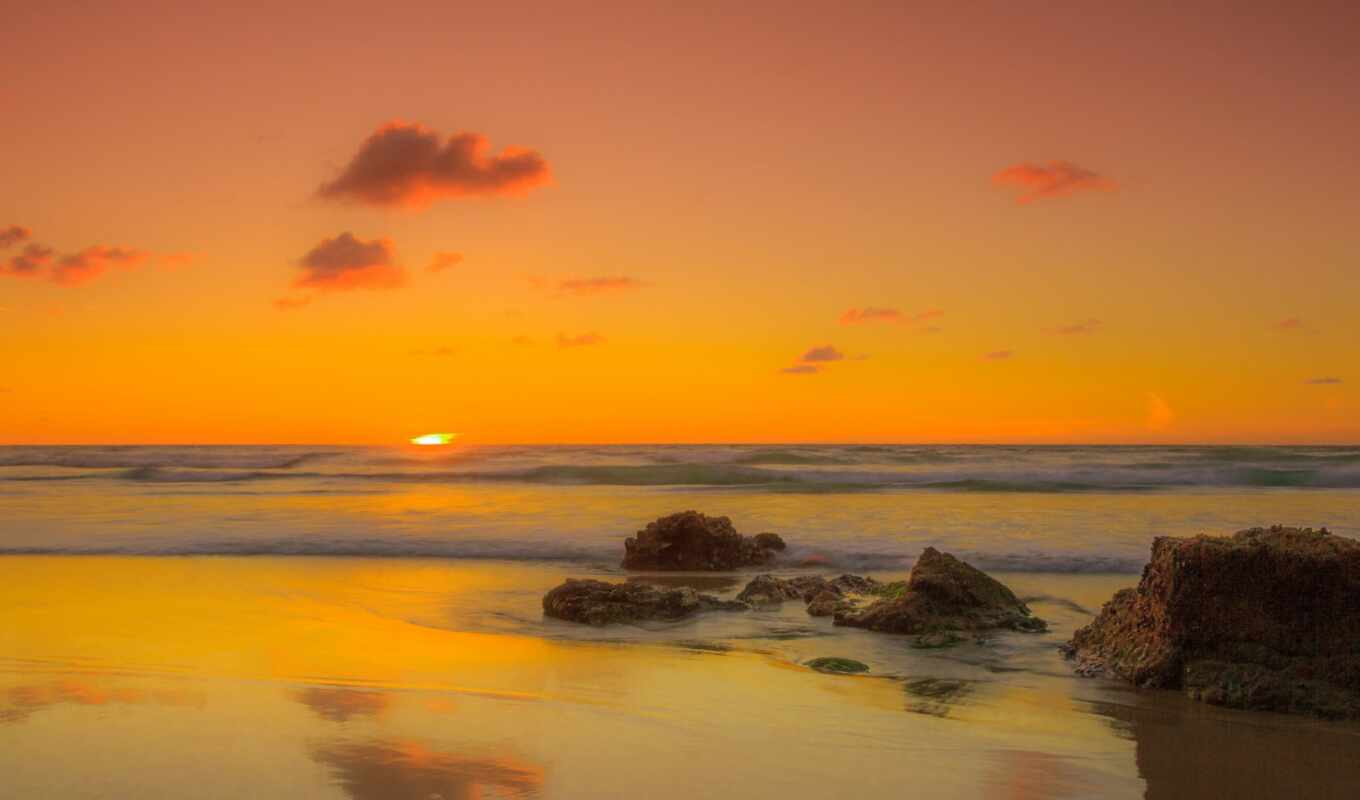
left=411, top=433, right=456, bottom=446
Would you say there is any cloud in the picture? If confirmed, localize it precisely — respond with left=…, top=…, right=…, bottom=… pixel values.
left=2, top=226, right=163, bottom=287
left=318, top=121, right=551, bottom=209
left=51, top=245, right=146, bottom=286
left=159, top=251, right=195, bottom=269
left=799, top=345, right=845, bottom=363
left=983, top=350, right=1014, bottom=360
left=993, top=161, right=1116, bottom=204
left=2, top=243, right=54, bottom=277
left=295, top=232, right=404, bottom=290
left=0, top=225, right=32, bottom=249
left=1047, top=318, right=1102, bottom=335
left=839, top=307, right=943, bottom=326
left=426, top=251, right=464, bottom=273
left=557, top=276, right=646, bottom=296
left=840, top=307, right=903, bottom=325
left=1275, top=317, right=1305, bottom=331
left=511, top=335, right=534, bottom=346
left=274, top=295, right=312, bottom=310
left=1304, top=377, right=1343, bottom=385
left=557, top=332, right=604, bottom=348
left=780, top=364, right=820, bottom=374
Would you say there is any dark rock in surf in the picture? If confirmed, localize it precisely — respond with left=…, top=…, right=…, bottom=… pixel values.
left=622, top=511, right=786, bottom=570
left=542, top=578, right=747, bottom=626
left=805, top=657, right=869, bottom=674
left=834, top=548, right=1045, bottom=635
left=1065, top=526, right=1360, bottom=719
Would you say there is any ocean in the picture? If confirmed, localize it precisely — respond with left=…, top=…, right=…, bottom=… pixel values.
left=3, top=444, right=1359, bottom=798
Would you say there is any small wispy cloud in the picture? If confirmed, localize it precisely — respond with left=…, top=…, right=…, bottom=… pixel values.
left=780, top=364, right=820, bottom=375
left=799, top=345, right=845, bottom=363
left=426, top=251, right=464, bottom=273
left=159, top=251, right=195, bottom=270
left=294, top=232, right=404, bottom=291
left=993, top=161, right=1116, bottom=204
left=1276, top=317, right=1305, bottom=331
left=511, top=335, right=534, bottom=346
left=273, top=295, right=312, bottom=311
left=557, top=276, right=646, bottom=296
left=839, top=307, right=943, bottom=326
left=983, top=350, right=1014, bottom=361
left=409, top=346, right=456, bottom=357
left=557, top=332, right=605, bottom=348
left=1304, top=376, right=1343, bottom=385
left=1047, top=318, right=1102, bottom=335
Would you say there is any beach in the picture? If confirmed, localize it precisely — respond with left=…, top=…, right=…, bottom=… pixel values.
left=3, top=445, right=1360, bottom=798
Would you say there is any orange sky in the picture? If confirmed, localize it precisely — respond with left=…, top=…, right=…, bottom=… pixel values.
left=2, top=1, right=1357, bottom=444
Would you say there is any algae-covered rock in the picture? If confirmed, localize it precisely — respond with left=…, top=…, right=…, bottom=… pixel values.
left=543, top=578, right=746, bottom=626
left=835, top=548, right=1045, bottom=635
left=1065, top=526, right=1360, bottom=719
left=806, top=657, right=869, bottom=674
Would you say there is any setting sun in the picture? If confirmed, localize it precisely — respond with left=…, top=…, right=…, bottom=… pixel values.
left=410, top=433, right=457, bottom=446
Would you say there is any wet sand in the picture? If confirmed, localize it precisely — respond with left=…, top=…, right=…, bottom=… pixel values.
left=2, top=556, right=1358, bottom=799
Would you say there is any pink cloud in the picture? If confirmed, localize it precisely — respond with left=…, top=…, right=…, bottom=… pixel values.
left=557, top=332, right=605, bottom=348
left=993, top=161, right=1116, bottom=204
left=294, top=232, right=405, bottom=291
left=51, top=246, right=146, bottom=286
left=426, top=251, right=464, bottom=273
left=983, top=350, right=1014, bottom=360
left=2, top=243, right=54, bottom=277
left=0, top=225, right=32, bottom=249
left=318, top=121, right=551, bottom=209
left=1276, top=317, right=1305, bottom=331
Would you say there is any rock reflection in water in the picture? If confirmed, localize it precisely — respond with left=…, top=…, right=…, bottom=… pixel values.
left=902, top=677, right=973, bottom=718
left=294, top=687, right=391, bottom=723
left=1, top=679, right=203, bottom=725
left=311, top=739, right=543, bottom=800
left=1091, top=699, right=1360, bottom=800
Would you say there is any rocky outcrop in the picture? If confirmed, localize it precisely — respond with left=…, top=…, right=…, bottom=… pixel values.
left=1065, top=526, right=1360, bottom=719
left=543, top=578, right=747, bottom=626
left=834, top=548, right=1045, bottom=634
left=622, top=511, right=786, bottom=570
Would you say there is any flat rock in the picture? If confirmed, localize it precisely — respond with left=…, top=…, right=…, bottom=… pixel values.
left=543, top=578, right=747, bottom=626
left=622, top=511, right=786, bottom=570
left=834, top=548, right=1045, bottom=634
left=1065, top=526, right=1360, bottom=719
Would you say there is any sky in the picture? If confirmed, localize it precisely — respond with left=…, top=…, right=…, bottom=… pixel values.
left=2, top=1, right=1358, bottom=445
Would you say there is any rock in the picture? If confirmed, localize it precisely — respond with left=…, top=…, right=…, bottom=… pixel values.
left=835, top=548, right=1045, bottom=635
left=622, top=511, right=786, bottom=570
left=806, top=590, right=849, bottom=617
left=735, top=573, right=882, bottom=610
left=805, top=657, right=869, bottom=674
left=1065, top=526, right=1360, bottom=719
left=735, top=574, right=811, bottom=605
left=542, top=578, right=747, bottom=626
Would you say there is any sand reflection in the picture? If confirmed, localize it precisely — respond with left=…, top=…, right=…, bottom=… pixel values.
left=310, top=739, right=543, bottom=800
left=295, top=686, right=391, bottom=722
